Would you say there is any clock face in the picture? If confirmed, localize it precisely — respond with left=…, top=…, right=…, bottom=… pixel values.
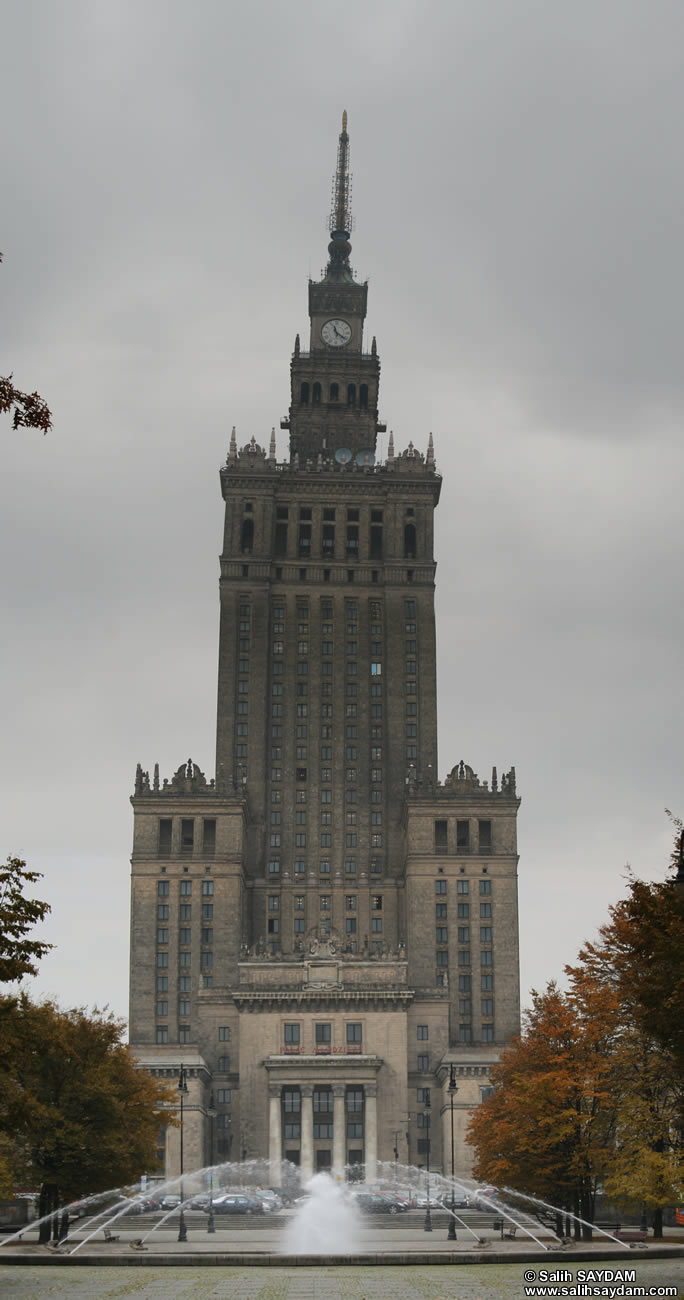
left=321, top=318, right=352, bottom=347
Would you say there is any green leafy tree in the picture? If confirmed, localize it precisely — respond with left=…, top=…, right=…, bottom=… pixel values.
left=0, top=857, right=52, bottom=983
left=0, top=994, right=175, bottom=1239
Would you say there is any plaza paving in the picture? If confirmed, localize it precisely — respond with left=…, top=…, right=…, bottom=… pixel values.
left=0, top=1259, right=682, bottom=1299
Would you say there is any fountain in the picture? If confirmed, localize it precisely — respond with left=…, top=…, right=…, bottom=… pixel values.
left=281, top=1173, right=359, bottom=1255
left=0, top=1156, right=667, bottom=1266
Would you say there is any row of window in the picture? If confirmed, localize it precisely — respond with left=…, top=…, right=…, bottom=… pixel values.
left=282, top=1085, right=364, bottom=1112
left=299, top=382, right=369, bottom=406
left=157, top=903, right=214, bottom=920
left=283, top=1023, right=362, bottom=1046
left=435, top=819, right=492, bottom=853
left=269, top=893, right=383, bottom=911
left=436, top=901, right=492, bottom=918
left=435, top=879, right=491, bottom=895
left=267, top=859, right=385, bottom=876
left=157, top=878, right=214, bottom=896
left=158, top=820, right=216, bottom=859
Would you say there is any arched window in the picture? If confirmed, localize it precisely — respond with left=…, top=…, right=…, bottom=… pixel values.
left=241, top=518, right=254, bottom=554
left=347, top=383, right=356, bottom=405
left=312, top=382, right=321, bottom=405
left=359, top=384, right=368, bottom=408
left=330, top=383, right=339, bottom=401
left=300, top=382, right=309, bottom=405
left=404, top=523, right=417, bottom=560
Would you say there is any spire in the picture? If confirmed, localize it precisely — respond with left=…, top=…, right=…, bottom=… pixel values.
left=229, top=426, right=237, bottom=460
left=426, top=431, right=435, bottom=466
left=387, top=431, right=395, bottom=463
left=269, top=427, right=276, bottom=461
left=327, top=111, right=353, bottom=275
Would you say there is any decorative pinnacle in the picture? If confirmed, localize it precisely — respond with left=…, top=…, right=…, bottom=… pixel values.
left=327, top=111, right=353, bottom=272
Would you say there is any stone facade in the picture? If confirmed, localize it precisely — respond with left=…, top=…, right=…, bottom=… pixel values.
left=128, top=118, right=521, bottom=1182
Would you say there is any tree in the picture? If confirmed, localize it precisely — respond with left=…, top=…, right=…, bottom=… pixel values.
left=468, top=849, right=684, bottom=1242
left=0, top=857, right=52, bottom=983
left=1, top=254, right=52, bottom=432
left=466, top=981, right=617, bottom=1239
left=0, top=994, right=175, bottom=1239
left=568, top=852, right=684, bottom=1238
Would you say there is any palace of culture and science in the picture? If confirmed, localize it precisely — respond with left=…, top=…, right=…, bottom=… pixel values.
left=128, top=116, right=521, bottom=1181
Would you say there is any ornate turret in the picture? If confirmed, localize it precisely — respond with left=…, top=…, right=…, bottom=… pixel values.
left=285, top=113, right=382, bottom=464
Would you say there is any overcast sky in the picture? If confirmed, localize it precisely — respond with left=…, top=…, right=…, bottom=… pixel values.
left=2, top=0, right=682, bottom=1025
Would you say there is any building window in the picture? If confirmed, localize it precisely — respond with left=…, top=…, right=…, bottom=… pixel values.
left=482, top=999, right=494, bottom=1016
left=436, top=927, right=448, bottom=943
left=456, top=820, right=470, bottom=851
left=434, top=819, right=448, bottom=850
left=457, top=880, right=469, bottom=895
left=345, top=917, right=357, bottom=933
left=478, top=819, right=492, bottom=851
left=459, top=974, right=471, bottom=992
left=156, top=1026, right=168, bottom=1044
left=481, top=926, right=493, bottom=942
left=284, top=1023, right=300, bottom=1044
left=459, top=1025, right=473, bottom=1043
left=480, top=879, right=492, bottom=895
left=481, top=1024, right=495, bottom=1043
left=156, top=976, right=168, bottom=992
left=436, top=902, right=447, bottom=919
left=156, top=1001, right=168, bottom=1017
left=158, top=820, right=172, bottom=857
left=156, top=952, right=168, bottom=968
left=180, top=819, right=194, bottom=856
left=417, top=1054, right=429, bottom=1072
left=157, top=879, right=170, bottom=897
left=481, top=974, right=493, bottom=991
left=347, top=1023, right=362, bottom=1044
left=435, top=880, right=447, bottom=895
left=437, top=950, right=450, bottom=966
left=481, top=950, right=493, bottom=966
left=417, top=1025, right=429, bottom=1040
left=157, top=904, right=169, bottom=921
left=458, top=926, right=470, bottom=942
left=219, top=1026, right=230, bottom=1041
left=315, top=1023, right=331, bottom=1045
left=457, top=902, right=469, bottom=918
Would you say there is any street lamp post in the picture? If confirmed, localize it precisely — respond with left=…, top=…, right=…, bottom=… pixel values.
left=447, top=1064, right=458, bottom=1241
left=423, top=1089, right=432, bottom=1233
left=177, top=1064, right=188, bottom=1243
left=207, top=1092, right=216, bottom=1234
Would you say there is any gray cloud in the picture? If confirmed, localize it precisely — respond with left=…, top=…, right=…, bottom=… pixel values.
left=2, top=0, right=682, bottom=1018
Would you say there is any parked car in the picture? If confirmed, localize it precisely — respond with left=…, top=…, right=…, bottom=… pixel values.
left=159, top=1195, right=182, bottom=1211
left=124, top=1197, right=161, bottom=1215
left=253, top=1190, right=282, bottom=1212
left=438, top=1193, right=471, bottom=1209
left=268, top=1186, right=296, bottom=1207
left=212, top=1194, right=264, bottom=1215
left=352, top=1192, right=404, bottom=1215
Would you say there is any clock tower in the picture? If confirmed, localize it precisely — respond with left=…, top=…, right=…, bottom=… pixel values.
left=284, top=112, right=384, bottom=466
left=129, top=113, right=521, bottom=1187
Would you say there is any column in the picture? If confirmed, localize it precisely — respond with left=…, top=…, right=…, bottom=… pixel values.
left=300, top=1084, right=314, bottom=1180
left=365, top=1084, right=377, bottom=1183
left=333, top=1084, right=346, bottom=1178
left=268, top=1085, right=282, bottom=1171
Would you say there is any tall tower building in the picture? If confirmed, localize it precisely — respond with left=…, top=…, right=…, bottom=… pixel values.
left=129, top=116, right=521, bottom=1182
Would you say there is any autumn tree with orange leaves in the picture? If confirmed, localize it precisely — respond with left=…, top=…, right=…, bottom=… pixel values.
left=468, top=838, right=684, bottom=1240
left=467, top=981, right=617, bottom=1239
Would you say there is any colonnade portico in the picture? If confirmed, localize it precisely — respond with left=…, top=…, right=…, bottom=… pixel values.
left=266, top=1077, right=378, bottom=1181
